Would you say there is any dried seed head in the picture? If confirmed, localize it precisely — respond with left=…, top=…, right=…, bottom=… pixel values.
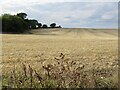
left=47, top=64, right=53, bottom=69
left=55, top=57, right=60, bottom=60
left=60, top=53, right=63, bottom=57
left=29, top=65, right=33, bottom=75
left=42, top=66, right=49, bottom=71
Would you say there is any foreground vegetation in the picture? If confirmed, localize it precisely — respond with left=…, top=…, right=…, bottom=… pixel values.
left=2, top=28, right=118, bottom=88
left=2, top=58, right=118, bottom=88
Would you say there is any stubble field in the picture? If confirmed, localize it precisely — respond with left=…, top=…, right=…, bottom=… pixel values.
left=2, top=28, right=118, bottom=88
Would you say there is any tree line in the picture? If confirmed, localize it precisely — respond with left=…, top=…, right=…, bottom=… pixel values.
left=0, top=12, right=62, bottom=33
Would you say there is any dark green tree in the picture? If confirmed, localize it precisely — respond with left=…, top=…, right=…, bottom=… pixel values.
left=0, top=16, right=2, bottom=33
left=50, top=23, right=56, bottom=28
left=24, top=19, right=30, bottom=29
left=29, top=19, right=38, bottom=29
left=2, top=14, right=25, bottom=33
left=37, top=23, right=42, bottom=28
left=17, top=12, right=27, bottom=20
left=58, top=25, right=62, bottom=28
left=17, top=12, right=29, bottom=30
left=42, top=24, right=48, bottom=28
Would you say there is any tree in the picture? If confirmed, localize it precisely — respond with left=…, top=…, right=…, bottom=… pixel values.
left=37, top=23, right=42, bottom=28
left=12, top=15, right=26, bottom=32
left=17, top=13, right=29, bottom=30
left=0, top=16, right=2, bottom=33
left=17, top=12, right=27, bottom=20
left=2, top=14, right=25, bottom=33
left=50, top=23, right=56, bottom=28
left=58, top=25, right=62, bottom=28
left=42, top=24, right=48, bottom=28
left=29, top=19, right=38, bottom=29
left=24, top=19, right=30, bottom=29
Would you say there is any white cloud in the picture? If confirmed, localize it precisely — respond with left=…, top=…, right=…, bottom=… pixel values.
left=101, top=10, right=118, bottom=20
left=101, top=13, right=114, bottom=20
left=0, top=0, right=119, bottom=9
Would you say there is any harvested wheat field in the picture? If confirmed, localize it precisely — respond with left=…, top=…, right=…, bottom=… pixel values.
left=2, top=28, right=118, bottom=88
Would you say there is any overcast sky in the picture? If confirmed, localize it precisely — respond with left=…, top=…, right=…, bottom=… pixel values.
left=0, top=0, right=118, bottom=28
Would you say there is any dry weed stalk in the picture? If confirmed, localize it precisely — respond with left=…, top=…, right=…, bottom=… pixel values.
left=22, top=63, right=27, bottom=77
left=34, top=70, right=44, bottom=87
left=42, top=64, right=53, bottom=78
left=28, top=65, right=33, bottom=88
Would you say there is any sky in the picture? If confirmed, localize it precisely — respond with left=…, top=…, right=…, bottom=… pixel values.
left=0, top=0, right=119, bottom=28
